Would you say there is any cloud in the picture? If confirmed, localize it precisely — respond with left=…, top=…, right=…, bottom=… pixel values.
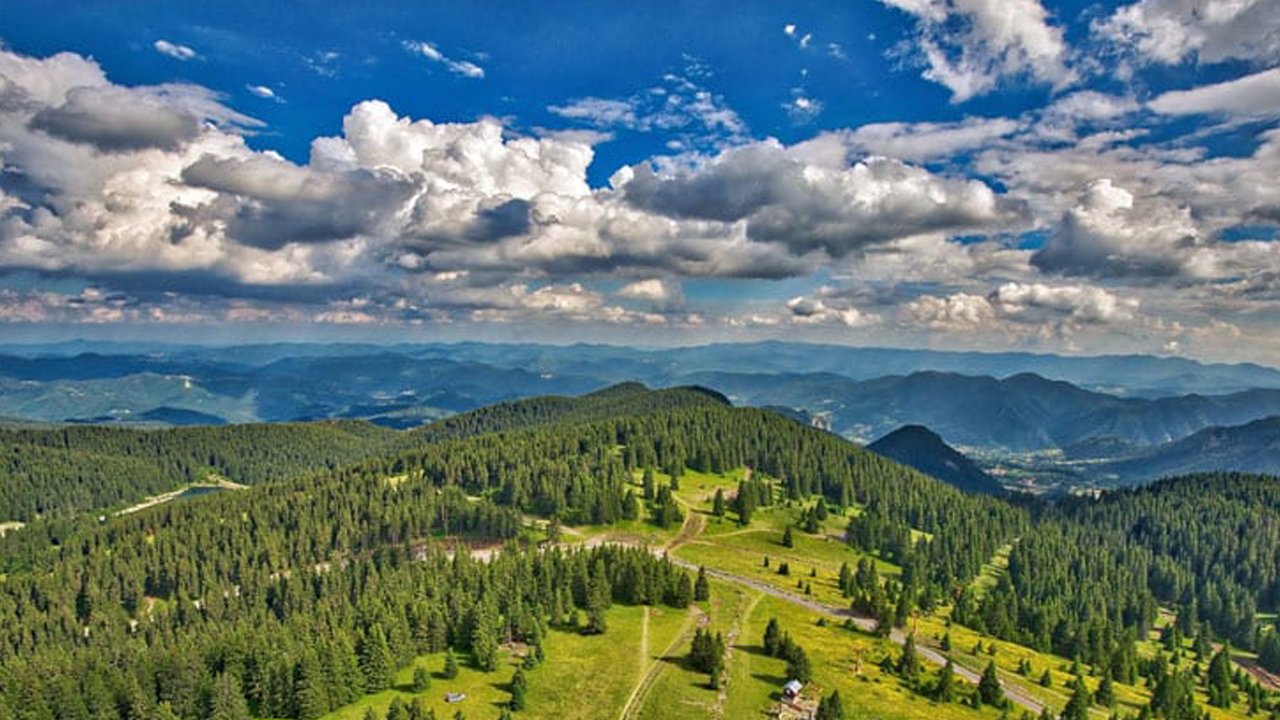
left=615, top=278, right=687, bottom=313
left=783, top=91, right=823, bottom=124
left=548, top=98, right=638, bottom=127
left=547, top=63, right=748, bottom=151
left=1148, top=67, right=1280, bottom=118
left=879, top=0, right=1073, bottom=102
left=29, top=85, right=203, bottom=152
left=801, top=116, right=1021, bottom=163
left=1046, top=91, right=1141, bottom=122
left=990, top=281, right=1138, bottom=324
left=1031, top=179, right=1206, bottom=279
left=153, top=40, right=198, bottom=62
left=785, top=294, right=879, bottom=327
left=617, top=139, right=1025, bottom=259
left=902, top=292, right=996, bottom=330
left=246, top=84, right=282, bottom=102
left=902, top=282, right=1139, bottom=337
left=1093, top=0, right=1280, bottom=66
left=402, top=40, right=484, bottom=79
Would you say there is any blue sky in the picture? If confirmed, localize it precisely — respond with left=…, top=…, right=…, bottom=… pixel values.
left=0, top=0, right=1278, bottom=361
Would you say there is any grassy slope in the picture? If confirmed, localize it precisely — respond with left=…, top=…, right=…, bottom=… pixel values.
left=318, top=604, right=692, bottom=720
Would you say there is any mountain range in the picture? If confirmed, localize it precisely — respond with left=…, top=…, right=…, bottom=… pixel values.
left=2, top=342, right=1279, bottom=487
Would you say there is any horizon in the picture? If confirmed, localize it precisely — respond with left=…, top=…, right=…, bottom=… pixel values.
left=1, top=335, right=1278, bottom=372
left=0, top=1, right=1278, bottom=363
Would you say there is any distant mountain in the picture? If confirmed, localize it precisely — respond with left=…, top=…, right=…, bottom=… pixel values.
left=7, top=340, right=1280, bottom=397
left=1097, top=416, right=1280, bottom=483
left=868, top=425, right=1004, bottom=494
left=680, top=370, right=1280, bottom=452
left=1, top=342, right=1279, bottom=454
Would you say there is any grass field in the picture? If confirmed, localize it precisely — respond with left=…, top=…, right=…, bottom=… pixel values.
left=319, top=603, right=693, bottom=720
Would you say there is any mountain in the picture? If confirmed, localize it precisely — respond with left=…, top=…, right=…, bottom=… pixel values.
left=684, top=369, right=1280, bottom=451
left=868, top=425, right=1004, bottom=494
left=1097, top=416, right=1280, bottom=483
left=2, top=343, right=1280, bottom=461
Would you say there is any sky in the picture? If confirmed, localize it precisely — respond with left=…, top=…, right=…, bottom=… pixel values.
left=0, top=0, right=1278, bottom=362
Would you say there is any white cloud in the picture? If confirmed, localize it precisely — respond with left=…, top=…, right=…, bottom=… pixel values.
left=548, top=98, right=638, bottom=127
left=153, top=40, right=198, bottom=62
left=1148, top=67, right=1280, bottom=117
left=879, top=0, right=1073, bottom=102
left=990, top=281, right=1138, bottom=323
left=246, top=84, right=283, bottom=102
left=1046, top=91, right=1140, bottom=122
left=402, top=40, right=485, bottom=79
left=547, top=64, right=748, bottom=151
left=800, top=117, right=1021, bottom=164
left=1032, top=179, right=1209, bottom=278
left=1093, top=0, right=1280, bottom=66
left=783, top=92, right=823, bottom=124
left=902, top=292, right=996, bottom=330
left=785, top=295, right=880, bottom=327
left=617, top=139, right=1025, bottom=259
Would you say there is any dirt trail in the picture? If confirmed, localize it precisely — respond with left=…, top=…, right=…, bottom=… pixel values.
left=618, top=606, right=704, bottom=720
left=712, top=591, right=762, bottom=719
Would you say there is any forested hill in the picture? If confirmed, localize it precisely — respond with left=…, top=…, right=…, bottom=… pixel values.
left=0, top=383, right=1021, bottom=720
left=0, top=383, right=726, bottom=522
left=408, top=382, right=729, bottom=442
left=0, top=421, right=402, bottom=521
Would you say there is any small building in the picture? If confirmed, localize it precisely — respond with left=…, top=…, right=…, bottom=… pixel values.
left=782, top=680, right=803, bottom=699
left=445, top=692, right=467, bottom=703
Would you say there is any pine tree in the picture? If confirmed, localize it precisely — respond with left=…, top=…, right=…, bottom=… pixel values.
left=782, top=526, right=794, bottom=548
left=510, top=668, right=528, bottom=711
left=978, top=660, right=1005, bottom=708
left=712, top=488, right=725, bottom=518
left=209, top=673, right=250, bottom=720
left=360, top=624, right=394, bottom=692
left=763, top=618, right=782, bottom=657
left=897, top=633, right=922, bottom=683
left=935, top=659, right=956, bottom=702
left=694, top=566, right=710, bottom=601
left=443, top=648, right=459, bottom=679
left=1207, top=646, right=1235, bottom=708
left=1060, top=676, right=1091, bottom=720
left=1095, top=673, right=1115, bottom=708
left=412, top=666, right=431, bottom=692
left=472, top=601, right=500, bottom=672
left=815, top=690, right=845, bottom=720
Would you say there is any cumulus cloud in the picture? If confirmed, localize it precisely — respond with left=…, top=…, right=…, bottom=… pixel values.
left=903, top=282, right=1139, bottom=340
left=1148, top=67, right=1280, bottom=118
left=29, top=85, right=204, bottom=152
left=153, top=40, right=198, bottom=62
left=402, top=40, right=485, bottom=79
left=1032, top=179, right=1210, bottom=278
left=617, top=139, right=1024, bottom=258
left=1093, top=0, right=1280, bottom=66
left=990, top=281, right=1138, bottom=323
left=785, top=294, right=879, bottom=327
left=879, top=0, right=1073, bottom=102
left=616, top=278, right=684, bottom=310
